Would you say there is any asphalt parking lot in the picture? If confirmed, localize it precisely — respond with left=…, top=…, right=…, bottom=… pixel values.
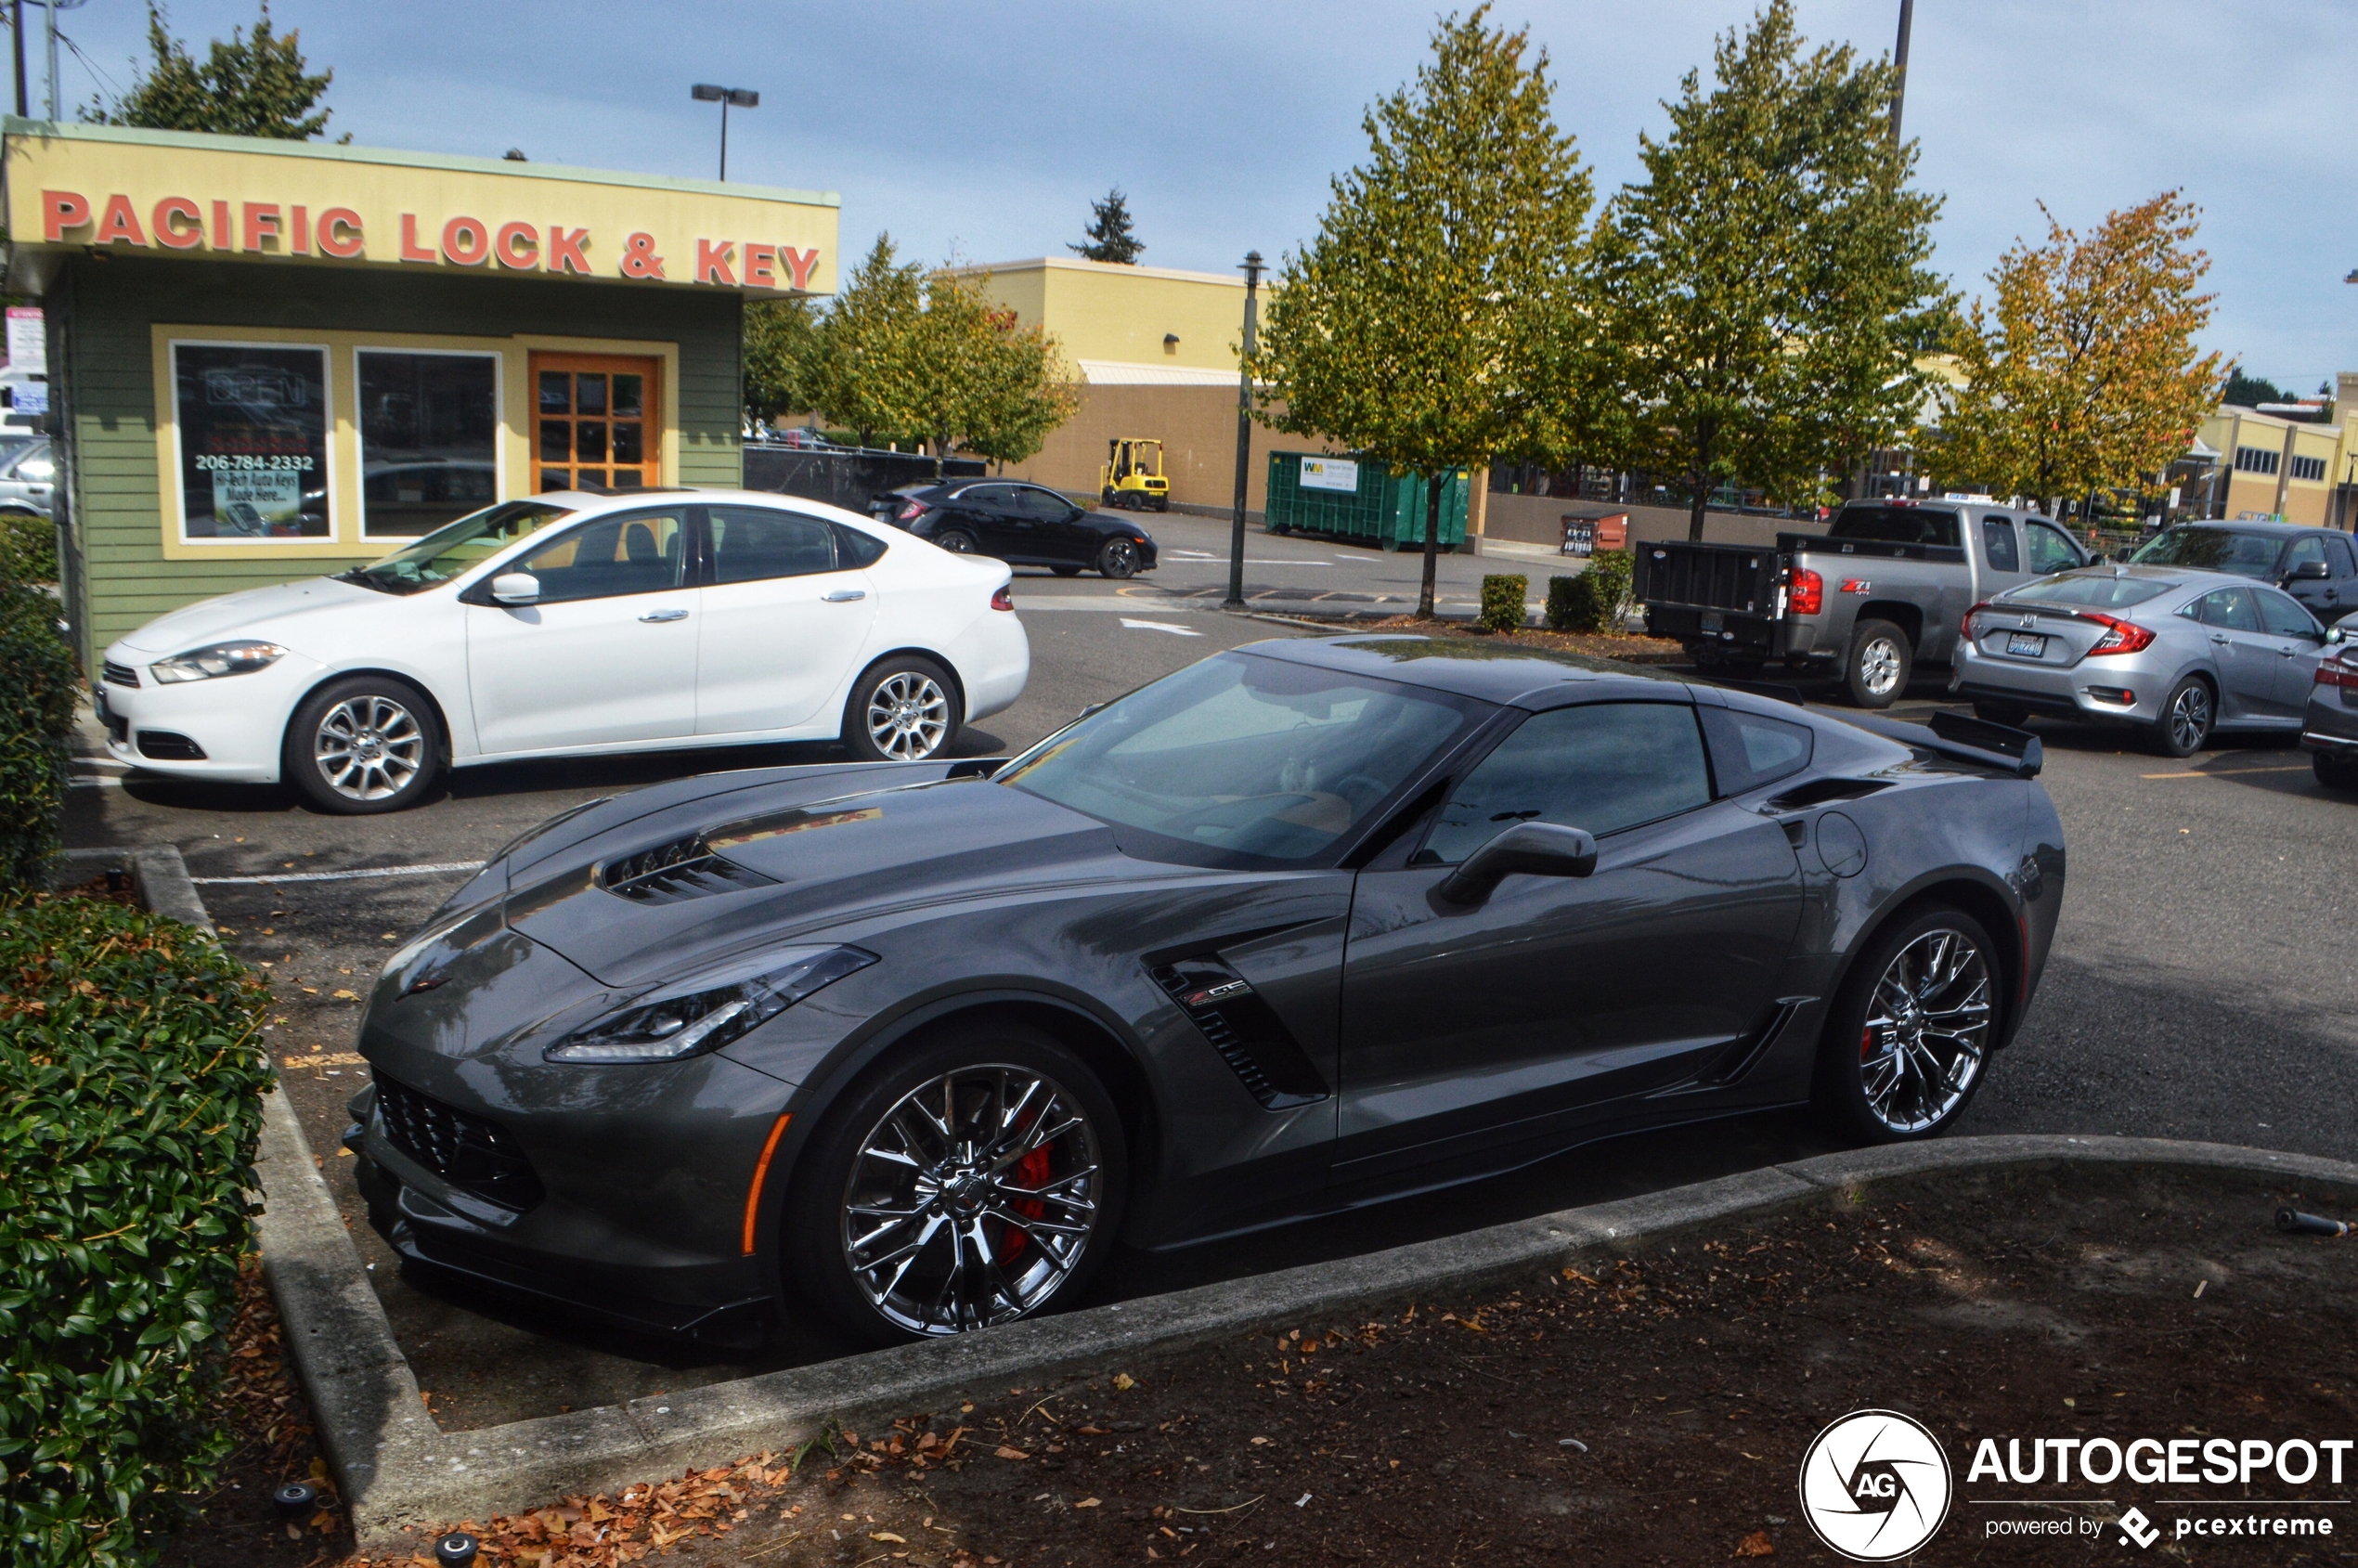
left=59, top=526, right=2358, bottom=1432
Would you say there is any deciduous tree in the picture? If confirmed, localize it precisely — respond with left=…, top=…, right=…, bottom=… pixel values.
left=806, top=236, right=927, bottom=449
left=1591, top=0, right=1942, bottom=540
left=1249, top=6, right=1598, bottom=617
left=1934, top=192, right=2222, bottom=508
left=88, top=2, right=338, bottom=140
left=743, top=296, right=823, bottom=425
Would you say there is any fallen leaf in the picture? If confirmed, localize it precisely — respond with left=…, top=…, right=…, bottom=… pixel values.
left=1734, top=1530, right=1775, bottom=1557
left=1074, top=1497, right=1101, bottom=1510
left=1250, top=1436, right=1272, bottom=1446
left=872, top=1531, right=907, bottom=1543
left=995, top=1445, right=1030, bottom=1461
left=331, top=988, right=359, bottom=1001
left=1113, top=1373, right=1137, bottom=1391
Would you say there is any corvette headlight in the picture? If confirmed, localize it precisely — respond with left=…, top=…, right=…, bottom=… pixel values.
left=543, top=946, right=876, bottom=1065
left=149, top=641, right=287, bottom=683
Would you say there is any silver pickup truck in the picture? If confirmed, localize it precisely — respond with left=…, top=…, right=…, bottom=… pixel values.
left=1634, top=500, right=2094, bottom=707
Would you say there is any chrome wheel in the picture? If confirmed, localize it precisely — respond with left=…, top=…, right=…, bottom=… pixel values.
left=840, top=1064, right=1105, bottom=1336
left=313, top=694, right=425, bottom=802
left=864, top=670, right=950, bottom=759
left=1858, top=927, right=1991, bottom=1134
left=2168, top=682, right=2211, bottom=754
left=1857, top=635, right=1903, bottom=699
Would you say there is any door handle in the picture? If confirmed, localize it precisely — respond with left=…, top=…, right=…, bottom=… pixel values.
left=822, top=588, right=866, bottom=603
left=639, top=607, right=689, bottom=622
left=2209, top=635, right=2231, bottom=646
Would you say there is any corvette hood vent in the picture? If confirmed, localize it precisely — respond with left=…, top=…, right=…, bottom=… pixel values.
left=1150, top=957, right=1329, bottom=1111
left=599, top=833, right=780, bottom=904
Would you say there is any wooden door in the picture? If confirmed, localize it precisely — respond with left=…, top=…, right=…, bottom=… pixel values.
left=532, top=354, right=660, bottom=494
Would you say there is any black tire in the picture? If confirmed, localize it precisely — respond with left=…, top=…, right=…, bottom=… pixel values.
left=1972, top=700, right=2030, bottom=728
left=933, top=528, right=978, bottom=555
left=2151, top=675, right=2213, bottom=758
left=2315, top=752, right=2358, bottom=791
left=1813, top=905, right=2000, bottom=1145
left=1096, top=537, right=1140, bottom=578
left=783, top=1018, right=1128, bottom=1346
left=1152, top=495, right=1169, bottom=512
left=840, top=654, right=961, bottom=762
left=1051, top=565, right=1082, bottom=577
left=1100, top=487, right=1117, bottom=508
left=283, top=675, right=441, bottom=815
left=1844, top=619, right=1912, bottom=708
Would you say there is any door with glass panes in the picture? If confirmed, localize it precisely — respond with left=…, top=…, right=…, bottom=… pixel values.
left=533, top=355, right=659, bottom=493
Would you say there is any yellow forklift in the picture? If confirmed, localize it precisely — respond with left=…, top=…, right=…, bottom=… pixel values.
left=1098, top=437, right=1171, bottom=511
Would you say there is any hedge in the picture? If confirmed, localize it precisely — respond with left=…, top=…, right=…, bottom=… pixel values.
left=1478, top=573, right=1527, bottom=632
left=1545, top=550, right=1634, bottom=633
left=0, top=581, right=77, bottom=891
left=0, top=895, right=274, bottom=1567
left=0, top=512, right=55, bottom=588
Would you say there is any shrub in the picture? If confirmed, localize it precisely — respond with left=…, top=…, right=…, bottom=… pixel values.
left=0, top=895, right=273, bottom=1567
left=1545, top=550, right=1635, bottom=633
left=0, top=581, right=77, bottom=891
left=1478, top=573, right=1527, bottom=632
left=0, top=512, right=56, bottom=586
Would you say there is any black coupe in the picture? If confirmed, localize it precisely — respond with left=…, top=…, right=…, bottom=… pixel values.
left=348, top=638, right=2065, bottom=1346
left=872, top=480, right=1158, bottom=578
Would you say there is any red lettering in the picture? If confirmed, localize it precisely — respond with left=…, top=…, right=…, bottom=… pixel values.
left=291, top=204, right=310, bottom=255
left=399, top=214, right=437, bottom=263
left=318, top=208, right=364, bottom=258
left=545, top=227, right=590, bottom=275
left=212, top=200, right=232, bottom=250
left=41, top=189, right=90, bottom=242
left=241, top=201, right=282, bottom=253
left=93, top=193, right=146, bottom=246
left=441, top=216, right=489, bottom=266
left=151, top=197, right=203, bottom=250
left=695, top=239, right=737, bottom=286
left=782, top=246, right=819, bottom=291
left=494, top=221, right=539, bottom=270
left=745, top=242, right=776, bottom=288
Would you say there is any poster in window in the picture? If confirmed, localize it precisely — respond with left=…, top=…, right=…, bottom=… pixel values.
left=358, top=352, right=499, bottom=538
left=174, top=343, right=330, bottom=538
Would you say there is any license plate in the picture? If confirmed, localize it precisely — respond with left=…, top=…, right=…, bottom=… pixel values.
left=1700, top=612, right=1723, bottom=633
left=2005, top=632, right=2045, bottom=657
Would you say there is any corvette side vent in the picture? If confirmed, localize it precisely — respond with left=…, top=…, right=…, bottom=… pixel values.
left=599, top=833, right=779, bottom=904
left=1149, top=957, right=1329, bottom=1111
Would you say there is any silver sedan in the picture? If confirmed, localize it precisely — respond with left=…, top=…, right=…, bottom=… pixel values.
left=1950, top=565, right=2339, bottom=758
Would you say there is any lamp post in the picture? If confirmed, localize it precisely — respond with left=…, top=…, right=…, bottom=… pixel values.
left=1224, top=250, right=1265, bottom=612
left=691, top=84, right=758, bottom=181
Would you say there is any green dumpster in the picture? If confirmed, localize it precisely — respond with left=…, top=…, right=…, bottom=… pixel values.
left=1264, top=452, right=1470, bottom=550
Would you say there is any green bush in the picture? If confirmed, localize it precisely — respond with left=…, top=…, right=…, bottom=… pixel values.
left=1545, top=550, right=1635, bottom=633
left=0, top=895, right=273, bottom=1567
left=1478, top=573, right=1527, bottom=632
left=0, top=582, right=77, bottom=891
left=0, top=512, right=56, bottom=587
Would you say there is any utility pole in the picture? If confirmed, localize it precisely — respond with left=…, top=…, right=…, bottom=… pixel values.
left=1888, top=0, right=1914, bottom=147
left=1224, top=251, right=1264, bottom=612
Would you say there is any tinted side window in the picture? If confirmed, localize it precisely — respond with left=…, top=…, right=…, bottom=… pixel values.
left=2326, top=535, right=2356, bottom=577
left=707, top=506, right=838, bottom=584
left=2023, top=523, right=2080, bottom=575
left=1829, top=506, right=1960, bottom=547
left=2285, top=536, right=2329, bottom=575
left=1420, top=703, right=1712, bottom=864
left=833, top=524, right=887, bottom=567
left=1699, top=706, right=1816, bottom=796
left=2254, top=587, right=2319, bottom=638
left=1980, top=516, right=2019, bottom=573
left=516, top=508, right=687, bottom=603
left=957, top=485, right=1012, bottom=509
left=1017, top=487, right=1073, bottom=519
left=2193, top=587, right=2261, bottom=632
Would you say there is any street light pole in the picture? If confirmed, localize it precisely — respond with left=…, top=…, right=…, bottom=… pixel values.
left=1888, top=0, right=1914, bottom=147
left=1224, top=250, right=1264, bottom=612
left=11, top=0, right=26, bottom=119
left=691, top=84, right=758, bottom=181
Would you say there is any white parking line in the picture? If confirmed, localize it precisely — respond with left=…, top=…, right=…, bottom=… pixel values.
left=189, top=861, right=486, bottom=886
left=1120, top=618, right=1202, bottom=637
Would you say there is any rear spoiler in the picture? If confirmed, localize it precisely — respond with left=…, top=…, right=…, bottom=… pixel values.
left=1848, top=710, right=2043, bottom=780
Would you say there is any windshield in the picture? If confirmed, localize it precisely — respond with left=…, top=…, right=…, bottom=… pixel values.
left=1830, top=506, right=1961, bottom=547
left=2001, top=573, right=2175, bottom=610
left=341, top=500, right=574, bottom=595
left=2130, top=526, right=2280, bottom=579
left=998, top=652, right=1480, bottom=866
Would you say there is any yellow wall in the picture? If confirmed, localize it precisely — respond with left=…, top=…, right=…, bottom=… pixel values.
left=959, top=257, right=1250, bottom=374
left=2202, top=407, right=2344, bottom=526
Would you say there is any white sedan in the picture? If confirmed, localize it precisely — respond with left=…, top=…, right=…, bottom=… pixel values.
left=96, top=489, right=1030, bottom=813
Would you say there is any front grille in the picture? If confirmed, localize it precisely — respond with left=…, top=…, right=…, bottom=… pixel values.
left=600, top=833, right=778, bottom=903
left=374, top=1074, right=545, bottom=1211
left=101, top=660, right=139, bottom=687
left=136, top=730, right=206, bottom=760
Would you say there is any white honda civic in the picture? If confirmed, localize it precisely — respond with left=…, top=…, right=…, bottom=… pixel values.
left=95, top=489, right=1030, bottom=813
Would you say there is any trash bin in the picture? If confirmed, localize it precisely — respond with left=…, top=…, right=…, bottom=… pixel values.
left=1264, top=452, right=1468, bottom=549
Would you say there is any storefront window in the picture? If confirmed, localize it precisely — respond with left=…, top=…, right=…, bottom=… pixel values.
left=358, top=351, right=499, bottom=538
left=172, top=343, right=330, bottom=539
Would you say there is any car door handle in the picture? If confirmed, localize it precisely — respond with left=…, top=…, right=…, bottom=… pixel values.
left=822, top=588, right=866, bottom=603
left=2209, top=634, right=2231, bottom=646
left=639, top=607, right=689, bottom=623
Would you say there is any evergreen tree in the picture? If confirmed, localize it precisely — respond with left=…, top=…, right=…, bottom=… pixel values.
left=88, top=3, right=338, bottom=140
left=1069, top=188, right=1145, bottom=265
left=2220, top=365, right=2286, bottom=408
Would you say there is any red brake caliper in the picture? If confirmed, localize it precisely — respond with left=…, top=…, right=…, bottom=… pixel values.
left=998, top=1140, right=1053, bottom=1261
left=1860, top=1027, right=1876, bottom=1061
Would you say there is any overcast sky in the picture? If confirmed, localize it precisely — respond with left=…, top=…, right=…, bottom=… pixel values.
left=45, top=0, right=2357, bottom=391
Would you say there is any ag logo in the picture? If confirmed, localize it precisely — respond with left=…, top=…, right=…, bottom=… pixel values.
left=1798, top=1409, right=1953, bottom=1562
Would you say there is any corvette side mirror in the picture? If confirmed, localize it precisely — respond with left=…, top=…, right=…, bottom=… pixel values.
left=1436, top=822, right=1597, bottom=906
left=489, top=571, right=540, bottom=605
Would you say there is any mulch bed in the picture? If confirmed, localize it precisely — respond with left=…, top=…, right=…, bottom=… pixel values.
left=323, top=1160, right=2358, bottom=1566
left=1353, top=616, right=1685, bottom=664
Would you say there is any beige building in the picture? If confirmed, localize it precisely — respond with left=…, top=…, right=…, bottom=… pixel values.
left=2195, top=385, right=2354, bottom=528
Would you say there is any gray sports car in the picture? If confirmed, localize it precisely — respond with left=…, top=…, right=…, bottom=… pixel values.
left=346, top=636, right=2065, bottom=1346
